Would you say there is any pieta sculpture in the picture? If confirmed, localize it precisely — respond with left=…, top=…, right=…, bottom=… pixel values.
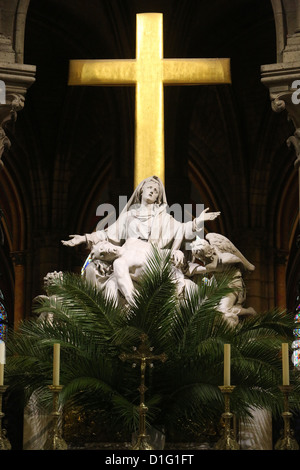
left=62, top=176, right=256, bottom=325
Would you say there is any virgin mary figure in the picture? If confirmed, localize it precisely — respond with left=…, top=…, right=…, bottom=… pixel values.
left=62, top=176, right=220, bottom=303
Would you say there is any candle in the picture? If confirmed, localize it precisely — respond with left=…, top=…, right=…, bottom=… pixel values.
left=282, top=343, right=290, bottom=386
left=224, top=343, right=231, bottom=386
left=0, top=341, right=5, bottom=364
left=0, top=364, right=3, bottom=386
left=53, top=343, right=60, bottom=386
left=0, top=341, right=5, bottom=386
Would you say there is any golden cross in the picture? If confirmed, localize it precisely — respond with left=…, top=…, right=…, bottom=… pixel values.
left=69, top=13, right=231, bottom=187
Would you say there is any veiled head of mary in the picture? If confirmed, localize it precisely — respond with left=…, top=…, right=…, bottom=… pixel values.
left=131, top=176, right=166, bottom=206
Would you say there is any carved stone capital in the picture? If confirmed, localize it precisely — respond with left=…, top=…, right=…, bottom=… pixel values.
left=261, top=62, right=300, bottom=164
left=264, top=89, right=300, bottom=169
left=270, top=93, right=287, bottom=114
left=261, top=62, right=300, bottom=126
left=0, top=63, right=35, bottom=169
left=2, top=93, right=25, bottom=122
left=287, top=128, right=300, bottom=165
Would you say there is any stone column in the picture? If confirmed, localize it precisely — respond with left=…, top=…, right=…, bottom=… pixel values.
left=0, top=1, right=36, bottom=332
left=261, top=0, right=300, bottom=300
left=10, top=251, right=26, bottom=328
left=261, top=0, right=300, bottom=132
left=0, top=0, right=36, bottom=168
left=0, top=64, right=35, bottom=169
left=261, top=0, right=300, bottom=447
left=275, top=249, right=289, bottom=309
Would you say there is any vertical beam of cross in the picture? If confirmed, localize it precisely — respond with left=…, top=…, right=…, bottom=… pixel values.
left=68, top=13, right=231, bottom=187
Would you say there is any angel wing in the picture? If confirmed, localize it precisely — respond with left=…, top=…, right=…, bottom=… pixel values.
left=206, top=232, right=255, bottom=272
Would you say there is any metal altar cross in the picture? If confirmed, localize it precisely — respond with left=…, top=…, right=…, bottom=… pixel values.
left=68, top=13, right=231, bottom=186
left=119, top=333, right=167, bottom=450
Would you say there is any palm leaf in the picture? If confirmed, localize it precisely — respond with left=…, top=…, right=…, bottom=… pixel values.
left=5, top=250, right=300, bottom=443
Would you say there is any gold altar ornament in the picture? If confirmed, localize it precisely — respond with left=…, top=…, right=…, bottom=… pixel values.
left=0, top=342, right=9, bottom=450
left=44, top=385, right=68, bottom=450
left=0, top=385, right=11, bottom=450
left=119, top=333, right=167, bottom=450
left=275, top=385, right=299, bottom=450
left=215, top=344, right=239, bottom=450
left=275, top=344, right=298, bottom=450
left=44, top=344, right=67, bottom=450
left=215, top=385, right=239, bottom=450
left=69, top=13, right=231, bottom=186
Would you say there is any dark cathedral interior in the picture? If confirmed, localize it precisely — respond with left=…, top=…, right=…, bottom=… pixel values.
left=0, top=0, right=300, bottom=450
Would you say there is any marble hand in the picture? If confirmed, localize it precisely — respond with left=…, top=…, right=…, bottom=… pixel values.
left=171, top=249, right=185, bottom=268
left=199, top=207, right=220, bottom=221
left=61, top=234, right=85, bottom=247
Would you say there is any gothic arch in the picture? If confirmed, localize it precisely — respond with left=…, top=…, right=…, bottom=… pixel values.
left=0, top=160, right=27, bottom=327
left=277, top=165, right=300, bottom=310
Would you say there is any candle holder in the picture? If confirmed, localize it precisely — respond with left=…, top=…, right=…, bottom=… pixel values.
left=44, top=385, right=68, bottom=450
left=120, top=334, right=167, bottom=450
left=0, top=385, right=11, bottom=450
left=215, top=385, right=239, bottom=450
left=275, top=385, right=299, bottom=450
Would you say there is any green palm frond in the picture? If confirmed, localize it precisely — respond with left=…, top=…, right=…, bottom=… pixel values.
left=5, top=250, right=300, bottom=442
left=35, top=272, right=126, bottom=338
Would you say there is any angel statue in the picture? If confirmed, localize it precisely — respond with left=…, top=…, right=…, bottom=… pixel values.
left=189, top=233, right=256, bottom=326
left=62, top=176, right=220, bottom=305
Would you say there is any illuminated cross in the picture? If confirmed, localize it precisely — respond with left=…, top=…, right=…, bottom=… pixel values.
left=68, top=13, right=231, bottom=187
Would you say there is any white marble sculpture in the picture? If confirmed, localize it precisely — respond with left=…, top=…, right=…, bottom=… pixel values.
left=62, top=176, right=255, bottom=324
left=33, top=271, right=64, bottom=321
left=62, top=176, right=220, bottom=304
left=189, top=233, right=256, bottom=326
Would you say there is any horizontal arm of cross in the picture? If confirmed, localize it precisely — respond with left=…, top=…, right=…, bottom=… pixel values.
left=163, top=58, right=231, bottom=85
left=69, top=57, right=231, bottom=87
left=68, top=59, right=137, bottom=86
left=119, top=352, right=167, bottom=363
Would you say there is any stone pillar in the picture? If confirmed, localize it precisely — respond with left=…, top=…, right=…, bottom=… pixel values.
left=0, top=1, right=36, bottom=331
left=0, top=0, right=36, bottom=168
left=0, top=64, right=35, bottom=168
left=261, top=1, right=300, bottom=132
left=261, top=1, right=300, bottom=447
left=261, top=0, right=300, bottom=308
left=275, top=249, right=289, bottom=309
left=10, top=251, right=26, bottom=328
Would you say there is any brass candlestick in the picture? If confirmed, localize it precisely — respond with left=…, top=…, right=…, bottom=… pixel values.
left=44, top=385, right=68, bottom=450
left=120, top=334, right=167, bottom=450
left=0, top=385, right=11, bottom=450
left=215, top=385, right=239, bottom=450
left=275, top=385, right=299, bottom=450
